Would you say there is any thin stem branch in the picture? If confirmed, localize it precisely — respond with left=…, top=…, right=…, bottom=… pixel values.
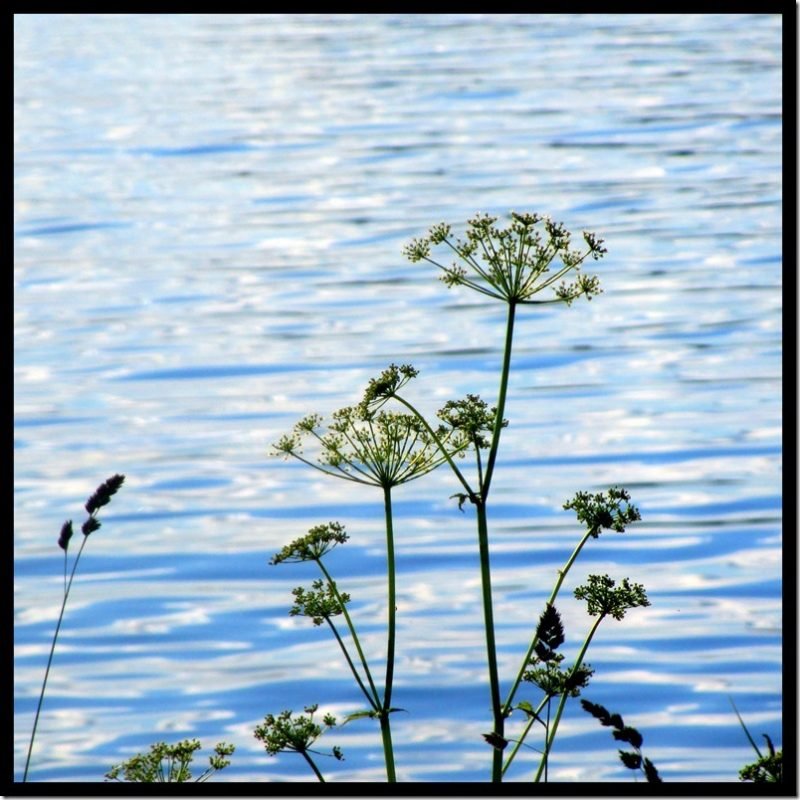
left=317, top=560, right=381, bottom=711
left=301, top=750, right=326, bottom=782
left=481, top=301, right=516, bottom=497
left=324, top=618, right=380, bottom=713
left=392, top=395, right=475, bottom=498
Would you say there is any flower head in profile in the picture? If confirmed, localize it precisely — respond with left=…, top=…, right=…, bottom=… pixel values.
left=563, top=487, right=640, bottom=539
left=359, top=363, right=419, bottom=414
left=290, top=579, right=350, bottom=626
left=436, top=393, right=507, bottom=451
left=270, top=522, right=349, bottom=566
left=254, top=705, right=342, bottom=761
left=574, top=574, right=650, bottom=621
left=404, top=210, right=605, bottom=305
left=274, top=401, right=463, bottom=489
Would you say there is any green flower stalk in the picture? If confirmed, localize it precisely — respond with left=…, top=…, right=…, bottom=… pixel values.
left=272, top=524, right=381, bottom=713
left=401, top=212, right=606, bottom=782
left=23, top=474, right=125, bottom=783
left=254, top=706, right=342, bottom=782
left=273, top=403, right=463, bottom=782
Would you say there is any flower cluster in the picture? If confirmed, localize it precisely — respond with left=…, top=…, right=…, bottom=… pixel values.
left=254, top=706, right=342, bottom=761
left=270, top=522, right=349, bottom=565
left=403, top=211, right=605, bottom=305
left=436, top=394, right=506, bottom=451
left=563, top=487, right=640, bottom=539
left=104, top=739, right=235, bottom=783
left=574, top=575, right=650, bottom=621
left=523, top=658, right=594, bottom=700
left=275, top=403, right=462, bottom=489
left=359, top=363, right=419, bottom=413
left=290, top=579, right=350, bottom=626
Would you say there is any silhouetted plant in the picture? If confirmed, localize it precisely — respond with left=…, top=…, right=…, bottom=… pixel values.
left=254, top=706, right=342, bottom=782
left=730, top=697, right=782, bottom=783
left=105, top=739, right=234, bottom=783
left=499, top=555, right=649, bottom=780
left=581, top=700, right=661, bottom=782
left=272, top=402, right=469, bottom=782
left=22, top=474, right=125, bottom=783
left=269, top=212, right=653, bottom=783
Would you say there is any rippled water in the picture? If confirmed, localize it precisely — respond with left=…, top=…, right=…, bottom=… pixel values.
left=14, top=14, right=783, bottom=785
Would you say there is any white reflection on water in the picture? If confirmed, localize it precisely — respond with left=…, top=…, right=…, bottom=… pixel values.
left=15, top=12, right=782, bottom=784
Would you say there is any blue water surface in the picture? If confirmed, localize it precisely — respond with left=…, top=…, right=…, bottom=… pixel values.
left=14, top=13, right=782, bottom=785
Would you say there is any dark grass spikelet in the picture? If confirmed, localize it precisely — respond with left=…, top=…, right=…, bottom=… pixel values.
left=57, top=520, right=73, bottom=551
left=85, top=473, right=126, bottom=515
left=534, top=604, right=565, bottom=662
left=81, top=517, right=102, bottom=536
left=581, top=699, right=661, bottom=782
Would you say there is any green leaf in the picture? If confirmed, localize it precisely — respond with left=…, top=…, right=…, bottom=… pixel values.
left=341, top=710, right=379, bottom=725
left=516, top=700, right=535, bottom=716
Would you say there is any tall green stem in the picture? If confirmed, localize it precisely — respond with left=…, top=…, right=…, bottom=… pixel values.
left=533, top=614, right=604, bottom=782
left=481, top=301, right=516, bottom=497
left=480, top=301, right=517, bottom=782
left=381, top=485, right=398, bottom=782
left=476, top=501, right=504, bottom=783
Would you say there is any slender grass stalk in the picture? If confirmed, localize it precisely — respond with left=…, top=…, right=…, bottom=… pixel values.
left=23, top=534, right=88, bottom=782
left=23, top=474, right=125, bottom=783
left=729, top=696, right=762, bottom=756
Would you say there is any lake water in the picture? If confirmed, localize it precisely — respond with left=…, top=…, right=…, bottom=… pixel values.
left=14, top=13, right=783, bottom=785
